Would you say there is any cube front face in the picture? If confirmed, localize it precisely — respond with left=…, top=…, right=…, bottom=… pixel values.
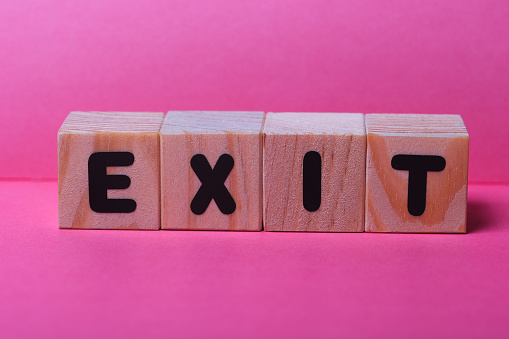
left=365, top=115, right=469, bottom=233
left=58, top=112, right=163, bottom=230
left=160, top=111, right=263, bottom=231
left=263, top=113, right=366, bottom=232
left=58, top=131, right=161, bottom=230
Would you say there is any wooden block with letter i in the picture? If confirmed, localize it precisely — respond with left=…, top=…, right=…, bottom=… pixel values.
left=263, top=113, right=366, bottom=232
left=58, top=111, right=164, bottom=229
left=160, top=111, right=264, bottom=231
left=365, top=114, right=469, bottom=233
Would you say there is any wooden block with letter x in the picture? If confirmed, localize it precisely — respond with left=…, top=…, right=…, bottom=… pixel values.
left=160, top=111, right=264, bottom=231
left=263, top=113, right=366, bottom=232
left=58, top=111, right=164, bottom=229
left=365, top=114, right=469, bottom=233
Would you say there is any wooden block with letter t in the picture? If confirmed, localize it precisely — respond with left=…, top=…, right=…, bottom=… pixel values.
left=263, top=113, right=366, bottom=232
left=365, top=114, right=469, bottom=233
left=160, top=111, right=264, bottom=231
left=58, top=111, right=164, bottom=229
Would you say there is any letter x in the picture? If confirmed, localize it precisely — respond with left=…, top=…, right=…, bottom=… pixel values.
left=190, top=154, right=236, bottom=215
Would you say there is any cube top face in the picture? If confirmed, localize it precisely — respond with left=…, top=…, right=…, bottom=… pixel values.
left=160, top=111, right=265, bottom=135
left=59, top=111, right=165, bottom=133
left=160, top=111, right=264, bottom=231
left=263, top=113, right=366, bottom=232
left=264, top=112, right=365, bottom=135
left=365, top=114, right=469, bottom=233
left=58, top=112, right=164, bottom=230
left=365, top=114, right=468, bottom=137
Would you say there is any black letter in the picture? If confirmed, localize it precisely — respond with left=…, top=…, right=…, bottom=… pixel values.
left=190, top=154, right=236, bottom=215
left=303, top=151, right=321, bottom=212
left=88, top=152, right=137, bottom=213
left=391, top=154, right=446, bottom=217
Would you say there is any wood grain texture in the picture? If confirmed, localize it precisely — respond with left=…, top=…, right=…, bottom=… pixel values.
left=160, top=111, right=264, bottom=231
left=263, top=113, right=366, bottom=232
left=365, top=114, right=469, bottom=233
left=58, top=111, right=164, bottom=230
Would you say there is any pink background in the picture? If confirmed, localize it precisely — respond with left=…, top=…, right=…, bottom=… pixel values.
left=0, top=0, right=508, bottom=182
left=1, top=1, right=509, bottom=338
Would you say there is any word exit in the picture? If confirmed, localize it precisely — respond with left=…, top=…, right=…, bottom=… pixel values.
left=58, top=111, right=469, bottom=233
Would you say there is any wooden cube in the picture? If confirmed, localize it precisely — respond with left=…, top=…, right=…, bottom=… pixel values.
left=160, top=111, right=264, bottom=231
left=58, top=111, right=164, bottom=229
left=365, top=114, right=469, bottom=233
left=263, top=113, right=366, bottom=232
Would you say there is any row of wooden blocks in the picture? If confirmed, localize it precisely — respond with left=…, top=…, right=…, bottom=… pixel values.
left=58, top=111, right=469, bottom=233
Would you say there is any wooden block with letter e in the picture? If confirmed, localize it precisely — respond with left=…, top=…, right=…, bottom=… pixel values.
left=263, top=113, right=366, bottom=232
left=160, top=111, right=264, bottom=231
left=58, top=111, right=164, bottom=229
left=365, top=114, right=469, bottom=233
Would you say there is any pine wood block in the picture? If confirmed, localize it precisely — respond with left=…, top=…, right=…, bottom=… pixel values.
left=58, top=111, right=164, bottom=230
left=365, top=114, right=469, bottom=233
left=263, top=113, right=366, bottom=232
left=160, top=111, right=264, bottom=231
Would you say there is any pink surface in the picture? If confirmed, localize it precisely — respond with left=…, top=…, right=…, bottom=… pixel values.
left=1, top=0, right=508, bottom=182
left=1, top=180, right=508, bottom=338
